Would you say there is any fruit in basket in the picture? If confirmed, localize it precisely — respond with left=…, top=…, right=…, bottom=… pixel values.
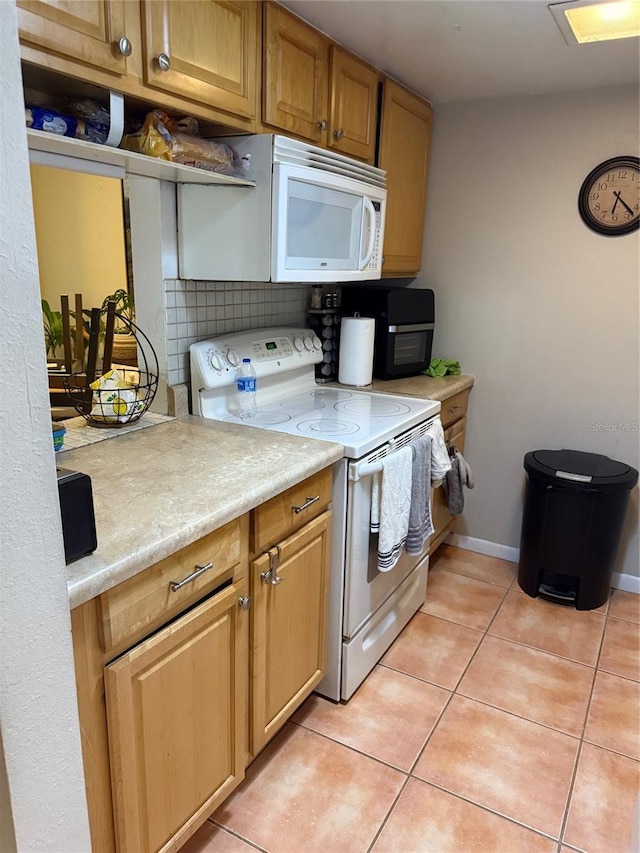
left=89, top=369, right=145, bottom=424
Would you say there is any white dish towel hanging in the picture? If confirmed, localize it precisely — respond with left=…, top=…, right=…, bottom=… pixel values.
left=370, top=445, right=413, bottom=572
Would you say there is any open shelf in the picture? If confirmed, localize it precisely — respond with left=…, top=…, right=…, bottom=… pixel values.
left=27, top=129, right=255, bottom=187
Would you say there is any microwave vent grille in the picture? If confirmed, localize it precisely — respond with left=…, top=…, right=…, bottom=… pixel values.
left=273, top=135, right=386, bottom=190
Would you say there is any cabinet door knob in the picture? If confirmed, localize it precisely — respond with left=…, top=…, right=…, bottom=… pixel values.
left=156, top=52, right=171, bottom=72
left=333, top=128, right=344, bottom=141
left=316, top=119, right=327, bottom=131
left=115, top=36, right=132, bottom=57
left=238, top=596, right=251, bottom=610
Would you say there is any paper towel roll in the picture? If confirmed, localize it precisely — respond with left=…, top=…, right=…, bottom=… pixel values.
left=338, top=315, right=375, bottom=386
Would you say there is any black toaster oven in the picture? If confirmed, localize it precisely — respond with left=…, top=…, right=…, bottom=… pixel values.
left=340, top=285, right=435, bottom=379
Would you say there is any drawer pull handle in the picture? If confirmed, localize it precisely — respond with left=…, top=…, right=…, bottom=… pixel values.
left=170, top=562, right=213, bottom=592
left=293, top=495, right=320, bottom=514
left=448, top=405, right=463, bottom=414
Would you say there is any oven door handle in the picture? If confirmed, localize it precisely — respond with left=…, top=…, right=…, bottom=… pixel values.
left=349, top=459, right=384, bottom=482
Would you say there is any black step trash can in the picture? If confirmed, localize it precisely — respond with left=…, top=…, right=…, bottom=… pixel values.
left=518, top=449, right=638, bottom=610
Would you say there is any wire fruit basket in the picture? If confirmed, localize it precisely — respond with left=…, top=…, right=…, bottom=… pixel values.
left=64, top=315, right=159, bottom=428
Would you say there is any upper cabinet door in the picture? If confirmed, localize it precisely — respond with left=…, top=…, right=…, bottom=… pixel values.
left=142, top=0, right=258, bottom=119
left=17, top=0, right=129, bottom=75
left=378, top=80, right=433, bottom=277
left=328, top=47, right=379, bottom=164
left=262, top=3, right=329, bottom=145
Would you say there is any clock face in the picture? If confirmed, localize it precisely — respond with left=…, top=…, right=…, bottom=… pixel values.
left=578, top=156, right=640, bottom=236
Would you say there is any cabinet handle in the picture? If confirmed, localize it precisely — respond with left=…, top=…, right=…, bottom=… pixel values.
left=169, top=562, right=213, bottom=592
left=260, top=569, right=283, bottom=585
left=316, top=119, right=327, bottom=131
left=115, top=36, right=132, bottom=57
left=292, top=495, right=320, bottom=514
left=447, top=405, right=463, bottom=414
left=156, top=52, right=171, bottom=72
left=261, top=546, right=283, bottom=585
left=238, top=596, right=251, bottom=610
left=333, top=128, right=344, bottom=141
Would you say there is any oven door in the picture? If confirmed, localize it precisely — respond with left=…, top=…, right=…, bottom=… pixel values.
left=379, top=323, right=434, bottom=379
left=343, top=419, right=437, bottom=639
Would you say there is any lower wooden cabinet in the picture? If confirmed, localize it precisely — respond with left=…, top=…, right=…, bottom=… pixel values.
left=250, top=510, right=332, bottom=755
left=70, top=468, right=335, bottom=852
left=429, top=414, right=468, bottom=554
left=105, top=579, right=248, bottom=853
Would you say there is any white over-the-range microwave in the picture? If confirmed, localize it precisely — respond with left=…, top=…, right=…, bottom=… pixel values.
left=177, top=134, right=387, bottom=283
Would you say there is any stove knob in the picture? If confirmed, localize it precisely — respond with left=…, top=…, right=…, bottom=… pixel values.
left=303, top=336, right=314, bottom=351
left=226, top=348, right=240, bottom=369
left=208, top=350, right=224, bottom=372
left=312, top=336, right=322, bottom=350
left=293, top=336, right=304, bottom=352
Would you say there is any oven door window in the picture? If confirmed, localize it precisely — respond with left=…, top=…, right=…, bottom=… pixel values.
left=285, top=179, right=362, bottom=270
left=393, top=331, right=428, bottom=365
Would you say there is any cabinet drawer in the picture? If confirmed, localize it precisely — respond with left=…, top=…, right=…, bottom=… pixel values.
left=252, top=467, right=333, bottom=553
left=99, top=516, right=245, bottom=659
left=440, top=389, right=470, bottom=429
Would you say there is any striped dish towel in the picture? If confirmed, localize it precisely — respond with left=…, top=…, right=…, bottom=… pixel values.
left=405, top=435, right=435, bottom=556
left=374, top=445, right=413, bottom=573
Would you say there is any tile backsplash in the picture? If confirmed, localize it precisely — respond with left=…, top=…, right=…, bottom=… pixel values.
left=164, top=279, right=310, bottom=388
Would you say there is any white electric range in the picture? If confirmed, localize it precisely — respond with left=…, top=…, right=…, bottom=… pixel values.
left=191, top=328, right=441, bottom=701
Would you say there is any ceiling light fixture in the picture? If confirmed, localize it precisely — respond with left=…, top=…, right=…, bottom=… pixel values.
left=549, top=0, right=640, bottom=44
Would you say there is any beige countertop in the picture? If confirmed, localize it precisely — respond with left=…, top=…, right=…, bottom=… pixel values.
left=62, top=416, right=343, bottom=609
left=332, top=373, right=474, bottom=402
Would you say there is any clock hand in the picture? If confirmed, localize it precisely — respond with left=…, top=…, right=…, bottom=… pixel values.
left=614, top=190, right=635, bottom=216
left=611, top=194, right=619, bottom=214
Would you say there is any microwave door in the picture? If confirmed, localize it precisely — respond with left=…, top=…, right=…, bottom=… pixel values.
left=285, top=179, right=362, bottom=271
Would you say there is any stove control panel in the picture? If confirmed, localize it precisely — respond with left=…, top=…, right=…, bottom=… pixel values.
left=191, top=327, right=323, bottom=390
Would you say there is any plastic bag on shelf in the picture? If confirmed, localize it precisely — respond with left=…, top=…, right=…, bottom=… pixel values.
left=121, top=110, right=241, bottom=175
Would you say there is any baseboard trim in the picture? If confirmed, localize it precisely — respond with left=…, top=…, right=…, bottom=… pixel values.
left=611, top=573, right=640, bottom=594
left=447, top=534, right=519, bottom=564
left=447, top=534, right=639, bottom=594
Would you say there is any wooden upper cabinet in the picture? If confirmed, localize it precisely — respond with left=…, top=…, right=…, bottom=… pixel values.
left=17, top=0, right=130, bottom=75
left=262, top=2, right=329, bottom=145
left=328, top=46, right=379, bottom=164
left=141, top=0, right=259, bottom=118
left=378, top=79, right=433, bottom=276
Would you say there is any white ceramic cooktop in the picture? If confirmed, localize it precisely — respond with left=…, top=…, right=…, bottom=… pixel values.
left=222, top=386, right=438, bottom=458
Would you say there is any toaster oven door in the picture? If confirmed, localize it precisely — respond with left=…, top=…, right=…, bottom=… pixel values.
left=381, top=322, right=434, bottom=378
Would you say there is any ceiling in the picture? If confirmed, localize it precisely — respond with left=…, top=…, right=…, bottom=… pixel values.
left=281, top=0, right=640, bottom=104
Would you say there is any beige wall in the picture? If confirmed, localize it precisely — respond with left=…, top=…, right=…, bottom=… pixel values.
left=30, top=164, right=128, bottom=313
left=419, top=84, right=639, bottom=578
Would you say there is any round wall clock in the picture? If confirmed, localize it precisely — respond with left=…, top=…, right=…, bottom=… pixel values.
left=578, top=156, right=640, bottom=236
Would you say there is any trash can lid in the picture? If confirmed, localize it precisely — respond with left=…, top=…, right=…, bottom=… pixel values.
left=525, top=449, right=638, bottom=490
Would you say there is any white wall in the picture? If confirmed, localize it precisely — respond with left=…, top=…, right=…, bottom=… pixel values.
left=419, top=85, right=639, bottom=578
left=0, top=3, right=91, bottom=849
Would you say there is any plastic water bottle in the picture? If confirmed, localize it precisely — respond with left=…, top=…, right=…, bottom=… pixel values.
left=235, top=358, right=257, bottom=419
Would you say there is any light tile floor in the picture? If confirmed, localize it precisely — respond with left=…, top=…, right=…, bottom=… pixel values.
left=183, top=545, right=640, bottom=853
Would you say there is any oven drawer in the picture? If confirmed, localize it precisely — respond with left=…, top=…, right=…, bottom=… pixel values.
left=98, top=517, right=245, bottom=659
left=252, top=467, right=332, bottom=553
left=440, top=389, right=470, bottom=429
